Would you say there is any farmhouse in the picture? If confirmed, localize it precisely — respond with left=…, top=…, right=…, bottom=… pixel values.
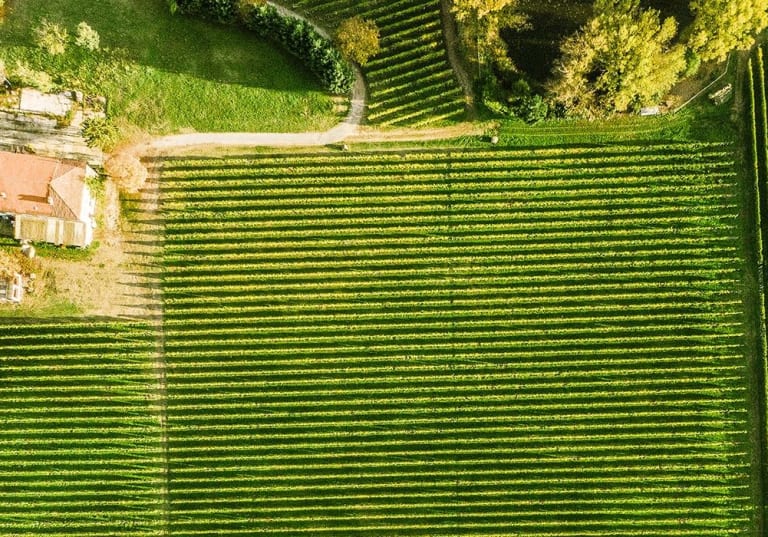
left=0, top=151, right=96, bottom=247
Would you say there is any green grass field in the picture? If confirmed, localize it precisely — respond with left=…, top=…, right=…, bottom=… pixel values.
left=157, top=141, right=757, bottom=535
left=0, top=0, right=341, bottom=135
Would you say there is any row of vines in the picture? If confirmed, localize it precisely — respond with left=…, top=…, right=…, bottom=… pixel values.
left=0, top=322, right=164, bottom=536
left=293, top=0, right=466, bottom=126
left=159, top=143, right=754, bottom=535
left=746, top=45, right=768, bottom=527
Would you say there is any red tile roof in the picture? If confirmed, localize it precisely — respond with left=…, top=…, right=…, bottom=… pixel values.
left=0, top=151, right=88, bottom=220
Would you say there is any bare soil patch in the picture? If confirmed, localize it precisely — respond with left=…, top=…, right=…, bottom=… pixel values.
left=5, top=173, right=163, bottom=320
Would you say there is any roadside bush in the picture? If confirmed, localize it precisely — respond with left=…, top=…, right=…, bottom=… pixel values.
left=34, top=19, right=69, bottom=56
left=510, top=94, right=549, bottom=124
left=75, top=22, right=100, bottom=51
left=173, top=0, right=237, bottom=23
left=11, top=62, right=54, bottom=92
left=81, top=116, right=118, bottom=151
left=104, top=153, right=148, bottom=194
left=240, top=3, right=354, bottom=94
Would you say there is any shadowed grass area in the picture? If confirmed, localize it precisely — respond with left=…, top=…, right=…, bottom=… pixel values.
left=0, top=0, right=343, bottom=136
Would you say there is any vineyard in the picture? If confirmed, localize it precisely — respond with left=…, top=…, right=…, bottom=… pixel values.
left=0, top=322, right=164, bottom=536
left=292, top=0, right=466, bottom=126
left=159, top=143, right=756, bottom=535
left=747, top=44, right=768, bottom=518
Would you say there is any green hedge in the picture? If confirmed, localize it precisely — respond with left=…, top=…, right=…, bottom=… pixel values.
left=172, top=0, right=237, bottom=23
left=171, top=0, right=354, bottom=95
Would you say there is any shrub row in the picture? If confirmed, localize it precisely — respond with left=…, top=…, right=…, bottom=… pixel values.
left=172, top=0, right=354, bottom=95
left=172, top=0, right=237, bottom=24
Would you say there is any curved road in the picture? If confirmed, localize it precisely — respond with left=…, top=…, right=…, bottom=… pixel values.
left=144, top=2, right=367, bottom=152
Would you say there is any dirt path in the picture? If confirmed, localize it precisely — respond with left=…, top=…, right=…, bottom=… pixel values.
left=141, top=1, right=366, bottom=153
left=33, top=172, right=163, bottom=319
left=439, top=0, right=477, bottom=118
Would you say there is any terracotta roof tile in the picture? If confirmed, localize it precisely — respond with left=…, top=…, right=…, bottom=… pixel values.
left=0, top=151, right=86, bottom=219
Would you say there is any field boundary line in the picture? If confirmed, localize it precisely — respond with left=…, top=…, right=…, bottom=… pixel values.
left=742, top=48, right=767, bottom=537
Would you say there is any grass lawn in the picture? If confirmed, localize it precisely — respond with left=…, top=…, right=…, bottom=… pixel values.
left=0, top=0, right=343, bottom=137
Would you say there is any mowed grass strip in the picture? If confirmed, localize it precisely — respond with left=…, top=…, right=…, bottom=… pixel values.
left=160, top=144, right=753, bottom=536
left=0, top=322, right=164, bottom=537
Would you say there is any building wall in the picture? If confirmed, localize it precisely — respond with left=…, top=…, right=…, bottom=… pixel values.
left=14, top=214, right=90, bottom=247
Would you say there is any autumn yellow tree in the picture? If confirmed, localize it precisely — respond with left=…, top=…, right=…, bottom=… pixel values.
left=335, top=16, right=380, bottom=66
left=451, top=0, right=524, bottom=76
left=548, top=0, right=685, bottom=118
left=452, top=0, right=517, bottom=22
left=105, top=153, right=148, bottom=194
left=688, top=0, right=768, bottom=62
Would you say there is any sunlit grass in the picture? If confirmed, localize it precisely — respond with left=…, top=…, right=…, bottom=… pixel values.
left=0, top=0, right=342, bottom=136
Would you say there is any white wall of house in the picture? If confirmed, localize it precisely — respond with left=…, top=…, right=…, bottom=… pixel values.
left=78, top=183, right=95, bottom=247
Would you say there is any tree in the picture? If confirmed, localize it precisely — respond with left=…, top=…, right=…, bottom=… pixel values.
left=334, top=16, right=380, bottom=66
left=0, top=249, right=20, bottom=282
left=81, top=117, right=118, bottom=150
left=688, top=0, right=768, bottom=62
left=104, top=153, right=148, bottom=194
left=547, top=0, right=685, bottom=118
left=452, top=0, right=517, bottom=22
left=75, top=22, right=100, bottom=51
left=33, top=19, right=69, bottom=56
left=451, top=0, right=523, bottom=76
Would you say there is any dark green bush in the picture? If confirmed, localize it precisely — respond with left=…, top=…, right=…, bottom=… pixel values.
left=173, top=0, right=237, bottom=23
left=81, top=116, right=118, bottom=150
left=240, top=3, right=354, bottom=94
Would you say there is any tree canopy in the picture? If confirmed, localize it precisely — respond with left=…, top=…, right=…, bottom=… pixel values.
left=548, top=0, right=685, bottom=118
left=335, top=16, right=380, bottom=66
left=688, top=0, right=768, bottom=62
left=105, top=153, right=148, bottom=194
left=451, top=0, right=518, bottom=22
left=33, top=19, right=69, bottom=56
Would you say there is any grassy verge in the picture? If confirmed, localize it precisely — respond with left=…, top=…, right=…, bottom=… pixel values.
left=744, top=48, right=768, bottom=534
left=0, top=0, right=342, bottom=137
left=496, top=98, right=736, bottom=146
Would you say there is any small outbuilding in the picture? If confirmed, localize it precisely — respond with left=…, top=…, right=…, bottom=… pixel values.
left=709, top=84, right=733, bottom=105
left=640, top=106, right=661, bottom=116
left=0, top=151, right=96, bottom=247
left=0, top=250, right=23, bottom=304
